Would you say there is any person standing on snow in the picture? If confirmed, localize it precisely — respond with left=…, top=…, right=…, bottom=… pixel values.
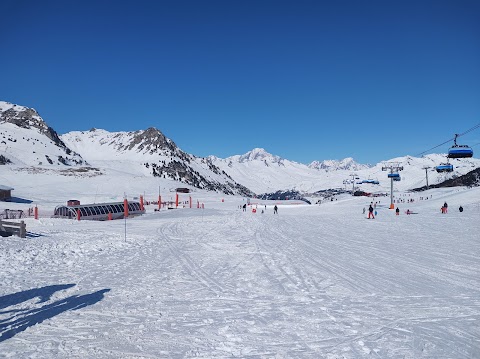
left=395, top=207, right=400, bottom=216
left=368, top=204, right=375, bottom=219
left=443, top=202, right=448, bottom=213
left=273, top=205, right=278, bottom=214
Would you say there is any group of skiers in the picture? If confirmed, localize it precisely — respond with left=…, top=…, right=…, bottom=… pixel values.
left=440, top=202, right=463, bottom=213
left=363, top=200, right=464, bottom=217
left=241, top=203, right=278, bottom=214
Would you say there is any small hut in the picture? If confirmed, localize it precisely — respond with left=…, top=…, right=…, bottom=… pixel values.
left=0, top=185, right=14, bottom=201
left=176, top=188, right=190, bottom=193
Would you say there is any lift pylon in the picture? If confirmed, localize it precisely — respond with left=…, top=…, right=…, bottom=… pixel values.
left=381, top=162, right=404, bottom=209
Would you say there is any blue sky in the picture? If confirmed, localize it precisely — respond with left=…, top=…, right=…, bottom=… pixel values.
left=1, top=0, right=479, bottom=164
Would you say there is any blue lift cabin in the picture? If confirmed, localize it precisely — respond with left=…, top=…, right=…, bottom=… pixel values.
left=362, top=179, right=380, bottom=185
left=435, top=163, right=454, bottom=173
left=448, top=134, right=473, bottom=159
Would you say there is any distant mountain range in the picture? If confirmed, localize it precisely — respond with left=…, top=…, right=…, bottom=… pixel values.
left=1, top=100, right=480, bottom=195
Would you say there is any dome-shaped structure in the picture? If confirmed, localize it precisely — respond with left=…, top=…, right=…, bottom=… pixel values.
left=54, top=201, right=144, bottom=220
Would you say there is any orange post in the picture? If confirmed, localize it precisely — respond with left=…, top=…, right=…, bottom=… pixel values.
left=158, top=195, right=161, bottom=210
left=175, top=193, right=179, bottom=208
left=77, top=209, right=81, bottom=221
left=124, top=198, right=129, bottom=218
left=189, top=196, right=192, bottom=208
left=108, top=212, right=113, bottom=220
left=34, top=206, right=38, bottom=220
left=197, top=200, right=200, bottom=209
left=140, top=195, right=144, bottom=211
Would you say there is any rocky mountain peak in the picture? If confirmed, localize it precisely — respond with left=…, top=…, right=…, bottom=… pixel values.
left=308, top=157, right=370, bottom=171
left=0, top=101, right=86, bottom=166
left=238, top=148, right=282, bottom=163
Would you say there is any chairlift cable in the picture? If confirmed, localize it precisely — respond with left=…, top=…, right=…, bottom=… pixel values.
left=416, top=122, right=480, bottom=157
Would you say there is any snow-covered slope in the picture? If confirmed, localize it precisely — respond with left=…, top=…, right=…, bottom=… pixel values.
left=0, top=101, right=85, bottom=166
left=308, top=157, right=370, bottom=171
left=2, top=101, right=479, bottom=196
left=61, top=128, right=253, bottom=196
left=208, top=148, right=480, bottom=194
left=1, top=176, right=479, bottom=357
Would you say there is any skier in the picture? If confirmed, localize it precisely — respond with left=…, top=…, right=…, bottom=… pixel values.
left=459, top=206, right=463, bottom=212
left=242, top=204, right=247, bottom=212
left=368, top=204, right=374, bottom=219
left=395, top=207, right=400, bottom=216
left=273, top=205, right=278, bottom=214
left=443, top=202, right=448, bottom=214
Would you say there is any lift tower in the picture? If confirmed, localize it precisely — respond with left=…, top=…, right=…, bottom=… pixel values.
left=381, top=162, right=404, bottom=209
left=349, top=173, right=358, bottom=195
left=422, top=166, right=431, bottom=190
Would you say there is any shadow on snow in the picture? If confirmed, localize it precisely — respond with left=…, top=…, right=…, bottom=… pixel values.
left=2, top=197, right=33, bottom=204
left=0, top=284, right=110, bottom=342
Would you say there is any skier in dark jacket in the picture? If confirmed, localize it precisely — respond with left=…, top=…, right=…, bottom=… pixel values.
left=368, top=204, right=374, bottom=219
left=273, top=205, right=278, bottom=214
left=395, top=207, right=400, bottom=216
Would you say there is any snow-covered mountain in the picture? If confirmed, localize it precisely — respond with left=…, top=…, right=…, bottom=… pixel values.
left=308, top=157, right=370, bottom=171
left=0, top=101, right=85, bottom=166
left=208, top=148, right=480, bottom=195
left=2, top=100, right=480, bottom=197
left=61, top=128, right=253, bottom=196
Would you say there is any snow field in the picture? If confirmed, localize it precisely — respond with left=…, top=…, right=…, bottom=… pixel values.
left=1, top=186, right=479, bottom=358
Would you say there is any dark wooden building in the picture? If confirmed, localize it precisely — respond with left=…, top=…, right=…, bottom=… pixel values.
left=176, top=188, right=190, bottom=193
left=0, top=185, right=14, bottom=201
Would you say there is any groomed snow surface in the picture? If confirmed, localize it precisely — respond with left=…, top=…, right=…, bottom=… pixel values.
left=1, top=186, right=480, bottom=358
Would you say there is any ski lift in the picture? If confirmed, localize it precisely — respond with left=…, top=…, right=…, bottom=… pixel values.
left=435, top=163, right=454, bottom=173
left=387, top=173, right=400, bottom=179
left=363, top=179, right=379, bottom=185
left=448, top=134, right=473, bottom=158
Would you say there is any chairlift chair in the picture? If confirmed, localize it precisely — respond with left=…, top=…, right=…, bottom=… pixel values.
left=448, top=134, right=473, bottom=159
left=435, top=163, right=454, bottom=173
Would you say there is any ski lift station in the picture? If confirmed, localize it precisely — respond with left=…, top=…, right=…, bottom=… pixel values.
left=54, top=201, right=145, bottom=220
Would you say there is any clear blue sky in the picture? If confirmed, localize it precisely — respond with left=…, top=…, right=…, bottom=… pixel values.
left=1, top=0, right=479, bottom=164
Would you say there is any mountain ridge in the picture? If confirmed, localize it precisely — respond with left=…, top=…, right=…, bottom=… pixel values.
left=2, top=100, right=480, bottom=196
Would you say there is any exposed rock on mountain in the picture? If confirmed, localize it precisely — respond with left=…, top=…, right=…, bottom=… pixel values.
left=62, top=127, right=254, bottom=196
left=412, top=167, right=480, bottom=191
left=308, top=157, right=370, bottom=171
left=0, top=101, right=86, bottom=166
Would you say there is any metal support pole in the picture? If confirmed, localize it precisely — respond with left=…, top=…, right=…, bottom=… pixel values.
left=390, top=176, right=394, bottom=209
left=423, top=166, right=430, bottom=189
